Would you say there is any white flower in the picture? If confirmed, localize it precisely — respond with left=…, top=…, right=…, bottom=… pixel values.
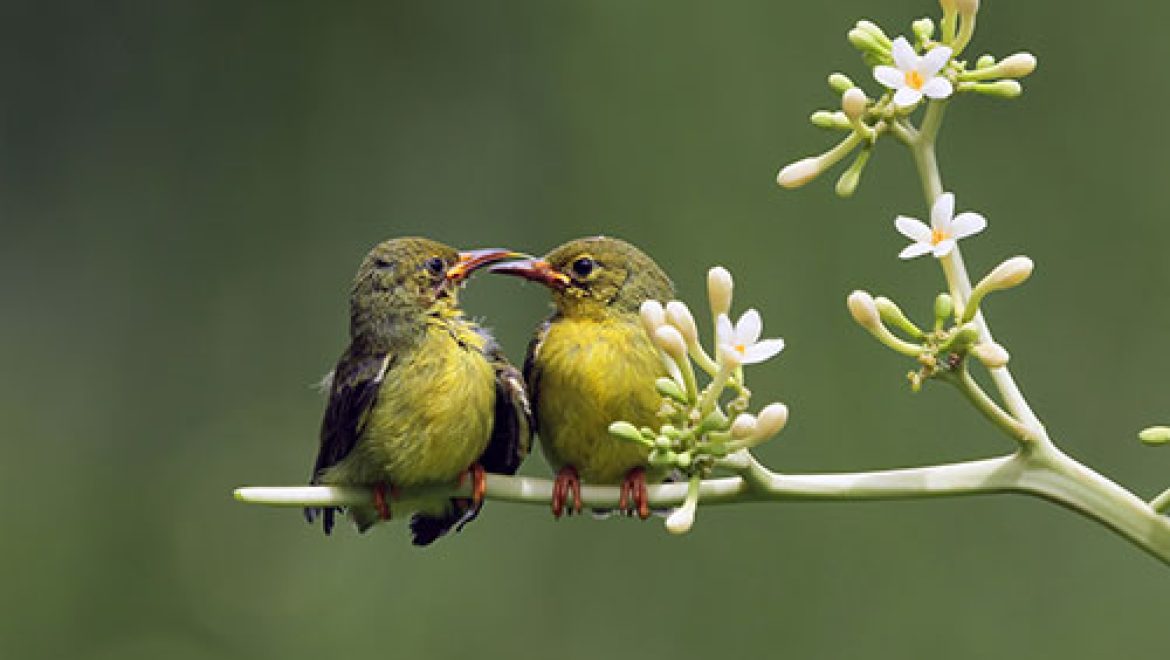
left=895, top=192, right=986, bottom=259
left=716, top=309, right=785, bottom=365
left=874, top=37, right=953, bottom=108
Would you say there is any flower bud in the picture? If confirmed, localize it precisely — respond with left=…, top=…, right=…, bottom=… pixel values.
left=753, top=403, right=789, bottom=440
left=934, top=293, right=955, bottom=325
left=970, top=342, right=1010, bottom=368
left=875, top=296, right=925, bottom=339
left=665, top=301, right=699, bottom=345
left=979, top=256, right=1034, bottom=295
left=963, top=80, right=1022, bottom=98
left=654, top=325, right=688, bottom=362
left=854, top=20, right=892, bottom=48
left=608, top=421, right=648, bottom=446
left=776, top=156, right=825, bottom=189
left=841, top=87, right=868, bottom=122
left=847, top=28, right=886, bottom=57
left=810, top=110, right=851, bottom=130
left=655, top=377, right=688, bottom=404
left=847, top=290, right=881, bottom=331
left=828, top=72, right=855, bottom=93
left=998, top=52, right=1037, bottom=78
left=640, top=300, right=666, bottom=336
left=1139, top=426, right=1170, bottom=446
left=955, top=0, right=979, bottom=16
left=665, top=502, right=696, bottom=535
left=912, top=17, right=935, bottom=43
left=707, top=266, right=734, bottom=318
left=975, top=54, right=995, bottom=69
left=731, top=413, right=757, bottom=439
left=941, top=322, right=980, bottom=353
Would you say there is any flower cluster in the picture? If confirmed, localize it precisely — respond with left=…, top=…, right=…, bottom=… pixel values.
left=776, top=0, right=1036, bottom=197
left=609, top=266, right=789, bottom=533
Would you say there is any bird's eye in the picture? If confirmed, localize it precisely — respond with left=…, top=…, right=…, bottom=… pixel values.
left=374, top=258, right=393, bottom=270
left=424, top=256, right=446, bottom=276
left=571, top=257, right=596, bottom=278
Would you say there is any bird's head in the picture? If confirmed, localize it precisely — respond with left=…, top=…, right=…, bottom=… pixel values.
left=350, top=237, right=522, bottom=339
left=490, top=236, right=674, bottom=318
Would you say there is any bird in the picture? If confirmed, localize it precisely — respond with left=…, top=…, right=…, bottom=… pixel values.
left=305, top=237, right=531, bottom=545
left=489, top=236, right=674, bottom=519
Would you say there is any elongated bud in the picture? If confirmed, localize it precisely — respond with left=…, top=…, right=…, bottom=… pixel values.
left=698, top=409, right=730, bottom=434
left=655, top=377, right=688, bottom=404
left=855, top=20, right=892, bottom=48
left=811, top=110, right=852, bottom=131
left=962, top=80, right=1023, bottom=98
left=753, top=403, right=789, bottom=440
left=776, top=156, right=824, bottom=188
left=975, top=54, right=995, bottom=69
left=609, top=421, right=648, bottom=446
left=875, top=296, right=925, bottom=339
left=997, top=52, right=1037, bottom=78
left=841, top=87, right=868, bottom=122
left=654, top=325, right=688, bottom=362
left=707, top=266, right=734, bottom=318
left=955, top=0, right=979, bottom=16
left=731, top=413, right=758, bottom=439
left=934, top=293, right=955, bottom=325
left=665, top=301, right=699, bottom=346
left=640, top=300, right=666, bottom=336
left=970, top=342, right=1009, bottom=368
left=665, top=500, right=697, bottom=535
left=847, top=290, right=881, bottom=331
left=1139, top=426, right=1170, bottom=446
left=828, top=72, right=855, bottom=93
left=986, top=256, right=1033, bottom=290
left=940, top=322, right=980, bottom=354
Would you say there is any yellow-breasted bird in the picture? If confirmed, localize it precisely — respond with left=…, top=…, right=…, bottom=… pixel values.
left=490, top=236, right=673, bottom=519
left=305, top=237, right=531, bottom=545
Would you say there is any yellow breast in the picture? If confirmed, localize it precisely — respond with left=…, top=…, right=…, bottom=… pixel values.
left=358, top=321, right=495, bottom=486
left=534, top=316, right=664, bottom=483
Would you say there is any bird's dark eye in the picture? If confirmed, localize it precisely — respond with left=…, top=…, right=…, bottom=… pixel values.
left=424, top=256, right=446, bottom=276
left=571, top=257, right=596, bottom=278
left=374, top=258, right=393, bottom=270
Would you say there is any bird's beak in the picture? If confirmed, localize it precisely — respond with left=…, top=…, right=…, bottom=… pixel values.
left=446, top=248, right=529, bottom=284
left=487, top=258, right=571, bottom=290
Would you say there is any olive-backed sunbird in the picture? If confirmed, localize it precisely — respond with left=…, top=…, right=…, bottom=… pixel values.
left=305, top=237, right=532, bottom=545
left=489, top=236, right=674, bottom=519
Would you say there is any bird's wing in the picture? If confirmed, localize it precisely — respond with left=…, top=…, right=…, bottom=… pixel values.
left=521, top=320, right=551, bottom=434
left=477, top=342, right=533, bottom=475
left=305, top=349, right=393, bottom=533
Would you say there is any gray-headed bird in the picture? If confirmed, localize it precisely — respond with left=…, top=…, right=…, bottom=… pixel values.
left=305, top=237, right=531, bottom=545
left=490, top=236, right=673, bottom=519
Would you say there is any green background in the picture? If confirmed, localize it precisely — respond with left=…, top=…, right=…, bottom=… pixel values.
left=3, top=1, right=1168, bottom=658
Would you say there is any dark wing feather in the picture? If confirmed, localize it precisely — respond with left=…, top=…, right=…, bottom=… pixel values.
left=520, top=320, right=550, bottom=436
left=409, top=331, right=533, bottom=546
left=304, top=348, right=392, bottom=534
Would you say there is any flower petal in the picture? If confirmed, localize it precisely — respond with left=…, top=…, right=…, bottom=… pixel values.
left=737, top=309, right=763, bottom=345
left=895, top=215, right=931, bottom=242
left=931, top=192, right=955, bottom=228
left=951, top=212, right=987, bottom=238
left=873, top=65, right=904, bottom=90
left=891, top=36, right=917, bottom=71
left=899, top=242, right=933, bottom=259
left=921, top=76, right=953, bottom=99
left=920, top=45, right=953, bottom=76
left=716, top=313, right=734, bottom=347
left=892, top=86, right=922, bottom=108
left=932, top=238, right=956, bottom=257
left=742, top=338, right=786, bottom=364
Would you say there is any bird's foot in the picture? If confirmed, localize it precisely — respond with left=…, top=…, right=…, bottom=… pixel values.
left=551, top=466, right=582, bottom=519
left=373, top=482, right=396, bottom=520
left=457, top=463, right=488, bottom=507
left=619, top=467, right=651, bottom=520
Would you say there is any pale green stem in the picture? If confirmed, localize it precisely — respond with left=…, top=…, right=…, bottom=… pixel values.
left=947, top=366, right=1029, bottom=443
left=1152, top=487, right=1170, bottom=514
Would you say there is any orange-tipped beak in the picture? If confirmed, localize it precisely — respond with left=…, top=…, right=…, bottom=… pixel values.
left=488, top=258, right=571, bottom=290
left=446, top=248, right=528, bottom=283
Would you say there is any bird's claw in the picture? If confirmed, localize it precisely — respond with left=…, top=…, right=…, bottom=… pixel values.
left=373, top=482, right=396, bottom=520
left=619, top=467, right=651, bottom=520
left=458, top=463, right=488, bottom=507
left=551, top=466, right=582, bottom=519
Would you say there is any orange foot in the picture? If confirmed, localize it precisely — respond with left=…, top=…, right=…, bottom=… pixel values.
left=551, top=466, right=582, bottom=519
left=619, top=467, right=650, bottom=520
left=373, top=482, right=396, bottom=520
left=457, top=463, right=488, bottom=507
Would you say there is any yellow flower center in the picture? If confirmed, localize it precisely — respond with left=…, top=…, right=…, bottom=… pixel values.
left=930, top=228, right=948, bottom=245
left=735, top=343, right=747, bottom=354
left=904, top=69, right=925, bottom=90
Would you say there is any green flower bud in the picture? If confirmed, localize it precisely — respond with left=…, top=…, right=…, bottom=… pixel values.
left=828, top=72, right=856, bottom=94
left=962, top=80, right=1023, bottom=98
left=934, top=293, right=955, bottom=326
left=835, top=146, right=870, bottom=198
left=855, top=20, right=892, bottom=48
left=697, top=409, right=730, bottom=434
left=1139, top=426, right=1170, bottom=446
left=912, top=17, right=935, bottom=43
left=940, top=322, right=980, bottom=354
left=810, top=110, right=852, bottom=131
left=875, top=296, right=925, bottom=339
left=610, top=421, right=652, bottom=447
left=655, top=435, right=673, bottom=450
left=975, top=54, right=996, bottom=69
left=655, top=377, right=688, bottom=404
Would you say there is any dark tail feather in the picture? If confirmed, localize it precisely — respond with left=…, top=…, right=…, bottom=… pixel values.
left=409, top=499, right=482, bottom=546
left=304, top=506, right=341, bottom=535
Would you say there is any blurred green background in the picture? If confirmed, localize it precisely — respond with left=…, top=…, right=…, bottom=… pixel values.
left=3, top=0, right=1168, bottom=658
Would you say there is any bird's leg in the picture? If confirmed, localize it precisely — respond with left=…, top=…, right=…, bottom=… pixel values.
left=456, top=463, right=488, bottom=506
left=373, top=482, right=394, bottom=520
left=551, top=466, right=582, bottom=519
left=620, top=467, right=651, bottom=520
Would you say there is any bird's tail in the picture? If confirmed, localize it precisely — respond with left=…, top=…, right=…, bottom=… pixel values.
left=408, top=498, right=481, bottom=546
